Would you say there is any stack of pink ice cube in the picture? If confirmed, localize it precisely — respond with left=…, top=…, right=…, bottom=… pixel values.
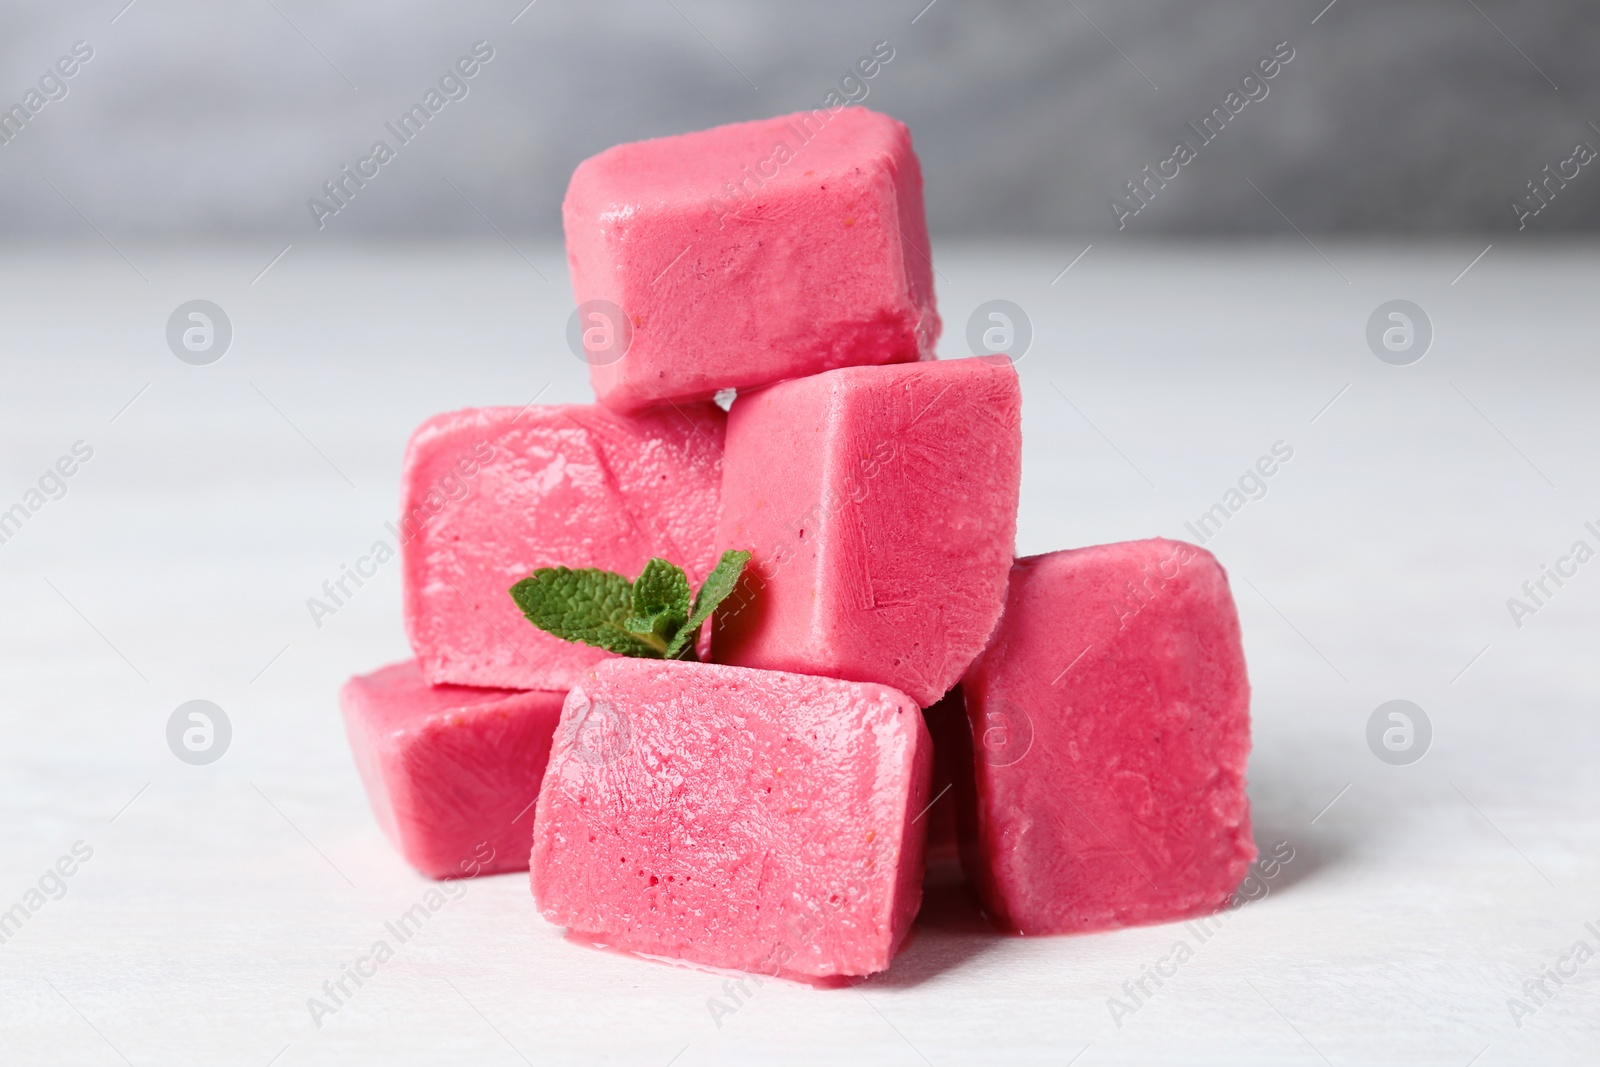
left=341, top=107, right=1255, bottom=980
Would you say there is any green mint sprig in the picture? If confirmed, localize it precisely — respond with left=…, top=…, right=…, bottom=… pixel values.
left=509, top=550, right=751, bottom=660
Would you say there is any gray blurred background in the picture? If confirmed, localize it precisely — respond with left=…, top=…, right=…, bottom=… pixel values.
left=1, top=0, right=1597, bottom=240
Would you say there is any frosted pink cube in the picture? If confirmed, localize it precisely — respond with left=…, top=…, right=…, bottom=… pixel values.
left=339, top=660, right=565, bottom=879
left=712, top=356, right=1021, bottom=706
left=530, top=659, right=932, bottom=980
left=955, top=540, right=1256, bottom=935
left=401, top=403, right=724, bottom=690
left=563, top=107, right=939, bottom=412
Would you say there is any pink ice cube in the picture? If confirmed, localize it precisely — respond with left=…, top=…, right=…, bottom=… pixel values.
left=401, top=403, right=724, bottom=690
left=712, top=356, right=1021, bottom=707
left=530, top=659, right=932, bottom=979
left=340, top=660, right=565, bottom=879
left=952, top=539, right=1256, bottom=935
left=563, top=107, right=939, bottom=412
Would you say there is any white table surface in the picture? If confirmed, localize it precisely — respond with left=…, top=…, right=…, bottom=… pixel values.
left=1, top=240, right=1596, bottom=1066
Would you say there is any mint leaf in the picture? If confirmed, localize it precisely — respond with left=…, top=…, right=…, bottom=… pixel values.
left=687, top=550, right=753, bottom=632
left=666, top=549, right=752, bottom=659
left=509, top=567, right=661, bottom=658
left=510, top=551, right=751, bottom=661
left=625, top=557, right=691, bottom=655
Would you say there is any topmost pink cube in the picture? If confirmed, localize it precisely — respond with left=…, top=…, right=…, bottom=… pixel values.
left=563, top=107, right=940, bottom=412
